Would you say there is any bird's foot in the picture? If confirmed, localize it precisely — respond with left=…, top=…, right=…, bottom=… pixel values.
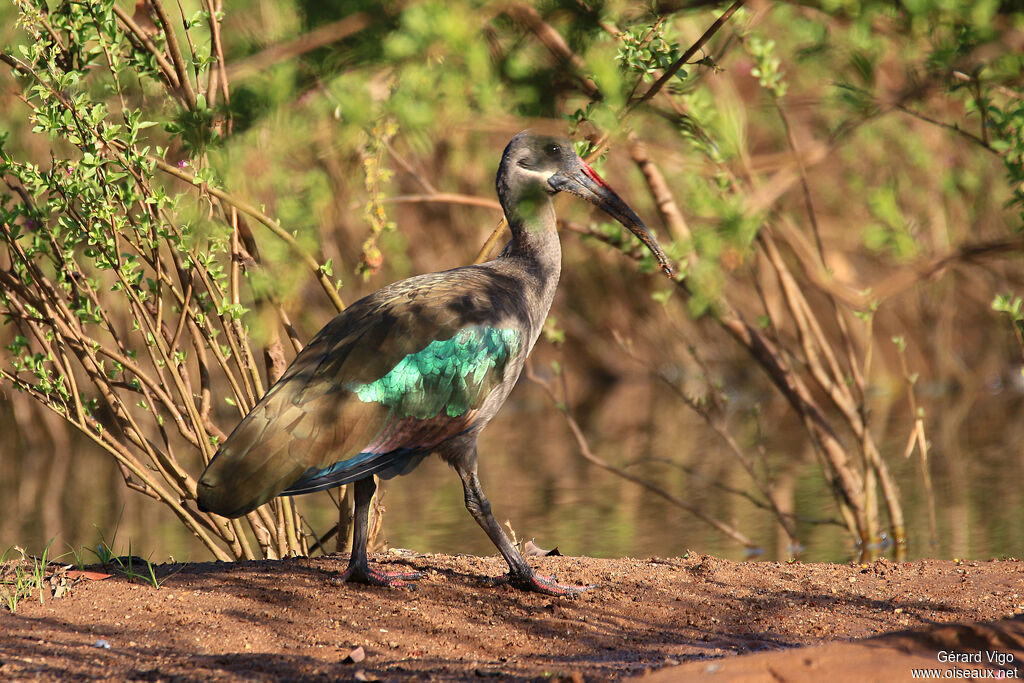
left=333, top=564, right=423, bottom=589
left=482, top=571, right=593, bottom=598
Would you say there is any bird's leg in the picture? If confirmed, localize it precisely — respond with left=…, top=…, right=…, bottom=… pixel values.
left=334, top=476, right=422, bottom=588
left=457, top=462, right=590, bottom=597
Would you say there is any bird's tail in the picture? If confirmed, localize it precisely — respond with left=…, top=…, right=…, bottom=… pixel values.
left=196, top=408, right=315, bottom=518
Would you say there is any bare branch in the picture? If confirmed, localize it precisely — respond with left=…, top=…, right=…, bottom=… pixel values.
left=149, top=0, right=197, bottom=108
left=152, top=156, right=346, bottom=313
left=502, top=4, right=601, bottom=100
left=227, top=14, right=370, bottom=82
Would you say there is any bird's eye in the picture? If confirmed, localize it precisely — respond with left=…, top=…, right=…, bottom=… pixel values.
left=545, top=143, right=560, bottom=155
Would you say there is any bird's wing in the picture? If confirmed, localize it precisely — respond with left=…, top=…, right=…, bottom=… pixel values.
left=197, top=267, right=531, bottom=518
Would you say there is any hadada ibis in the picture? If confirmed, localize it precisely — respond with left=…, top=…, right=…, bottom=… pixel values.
left=197, top=132, right=672, bottom=596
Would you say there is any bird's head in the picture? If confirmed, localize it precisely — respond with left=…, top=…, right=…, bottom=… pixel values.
left=498, top=131, right=673, bottom=277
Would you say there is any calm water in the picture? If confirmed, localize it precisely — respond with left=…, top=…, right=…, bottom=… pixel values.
left=2, top=374, right=1022, bottom=565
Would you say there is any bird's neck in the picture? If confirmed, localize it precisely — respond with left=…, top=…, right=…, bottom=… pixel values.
left=501, top=193, right=561, bottom=290
left=490, top=188, right=562, bottom=345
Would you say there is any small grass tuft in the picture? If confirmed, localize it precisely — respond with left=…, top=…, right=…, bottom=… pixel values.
left=1, top=540, right=54, bottom=613
left=89, top=536, right=166, bottom=589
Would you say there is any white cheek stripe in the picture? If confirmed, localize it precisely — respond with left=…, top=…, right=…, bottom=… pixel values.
left=517, top=166, right=555, bottom=185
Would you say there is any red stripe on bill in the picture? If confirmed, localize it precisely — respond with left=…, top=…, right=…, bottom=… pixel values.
left=579, top=160, right=611, bottom=189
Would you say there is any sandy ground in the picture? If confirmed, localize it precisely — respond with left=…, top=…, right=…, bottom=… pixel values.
left=1, top=552, right=1023, bottom=681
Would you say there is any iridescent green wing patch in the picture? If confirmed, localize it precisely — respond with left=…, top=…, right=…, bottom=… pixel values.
left=349, top=326, right=521, bottom=419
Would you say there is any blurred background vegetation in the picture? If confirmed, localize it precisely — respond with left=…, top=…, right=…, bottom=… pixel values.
left=1, top=0, right=1022, bottom=566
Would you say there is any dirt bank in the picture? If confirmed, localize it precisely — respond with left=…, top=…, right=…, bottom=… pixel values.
left=2, top=552, right=1022, bottom=681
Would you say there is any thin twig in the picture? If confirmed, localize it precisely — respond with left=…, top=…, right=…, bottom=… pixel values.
left=149, top=0, right=197, bottom=108
left=895, top=343, right=937, bottom=549
left=502, top=4, right=601, bottom=100
left=526, top=365, right=759, bottom=550
left=380, top=193, right=502, bottom=211
left=226, top=14, right=370, bottom=81
left=630, top=0, right=746, bottom=111
left=151, top=156, right=345, bottom=312
left=111, top=4, right=181, bottom=91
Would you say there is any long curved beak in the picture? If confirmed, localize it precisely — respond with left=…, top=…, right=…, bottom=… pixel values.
left=549, top=159, right=674, bottom=277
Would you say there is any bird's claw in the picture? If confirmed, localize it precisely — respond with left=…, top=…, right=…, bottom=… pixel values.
left=482, top=571, right=593, bottom=597
left=333, top=565, right=423, bottom=589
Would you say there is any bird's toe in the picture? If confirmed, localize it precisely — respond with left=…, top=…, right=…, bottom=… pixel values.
left=332, top=564, right=423, bottom=589
left=482, top=571, right=593, bottom=598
